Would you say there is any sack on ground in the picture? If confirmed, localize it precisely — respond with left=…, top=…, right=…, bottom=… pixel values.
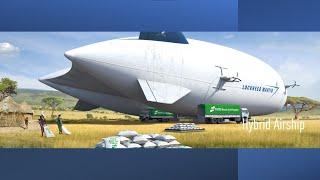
left=127, top=143, right=142, bottom=148
left=118, top=130, right=138, bottom=137
left=139, top=134, right=152, bottom=139
left=116, top=144, right=127, bottom=148
left=118, top=136, right=131, bottom=143
left=96, top=141, right=105, bottom=148
left=168, top=140, right=180, bottom=146
left=150, top=134, right=160, bottom=139
left=103, top=136, right=121, bottom=148
left=44, top=125, right=55, bottom=138
left=133, top=135, right=149, bottom=145
left=155, top=135, right=176, bottom=142
left=153, top=140, right=170, bottom=148
left=143, top=141, right=157, bottom=148
left=62, top=125, right=71, bottom=135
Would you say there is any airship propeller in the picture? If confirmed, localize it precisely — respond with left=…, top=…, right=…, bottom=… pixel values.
left=285, top=81, right=300, bottom=89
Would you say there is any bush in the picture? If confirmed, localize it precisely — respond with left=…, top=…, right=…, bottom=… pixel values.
left=86, top=113, right=94, bottom=119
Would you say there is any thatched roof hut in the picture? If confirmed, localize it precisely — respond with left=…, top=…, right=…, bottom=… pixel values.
left=0, top=96, right=22, bottom=113
left=0, top=97, right=33, bottom=127
left=20, top=101, right=33, bottom=114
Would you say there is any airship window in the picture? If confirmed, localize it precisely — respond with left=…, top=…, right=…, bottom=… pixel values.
left=139, top=32, right=189, bottom=44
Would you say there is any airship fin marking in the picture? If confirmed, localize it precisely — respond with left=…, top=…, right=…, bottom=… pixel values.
left=138, top=79, right=190, bottom=104
left=138, top=79, right=157, bottom=102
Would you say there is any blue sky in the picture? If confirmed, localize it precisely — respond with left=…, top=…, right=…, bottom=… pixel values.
left=0, top=32, right=319, bottom=100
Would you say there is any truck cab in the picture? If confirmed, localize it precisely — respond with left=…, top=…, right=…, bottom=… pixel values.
left=240, top=108, right=250, bottom=123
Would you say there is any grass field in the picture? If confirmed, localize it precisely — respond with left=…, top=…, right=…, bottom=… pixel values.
left=0, top=115, right=320, bottom=148
left=3, top=89, right=319, bottom=148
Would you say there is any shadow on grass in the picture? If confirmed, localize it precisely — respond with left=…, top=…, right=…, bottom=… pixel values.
left=45, top=118, right=242, bottom=125
left=46, top=118, right=176, bottom=125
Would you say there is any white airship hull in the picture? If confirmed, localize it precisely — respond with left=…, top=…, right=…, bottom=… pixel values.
left=40, top=35, right=287, bottom=116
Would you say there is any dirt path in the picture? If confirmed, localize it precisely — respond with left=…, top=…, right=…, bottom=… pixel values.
left=0, top=120, right=40, bottom=133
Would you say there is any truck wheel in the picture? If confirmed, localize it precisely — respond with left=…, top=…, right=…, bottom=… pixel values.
left=205, top=118, right=212, bottom=124
left=139, top=116, right=145, bottom=122
left=235, top=118, right=242, bottom=124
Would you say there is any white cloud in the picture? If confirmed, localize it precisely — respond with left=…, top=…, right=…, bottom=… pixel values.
left=0, top=42, right=20, bottom=55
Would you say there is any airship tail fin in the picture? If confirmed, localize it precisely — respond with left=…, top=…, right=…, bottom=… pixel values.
left=74, top=100, right=98, bottom=111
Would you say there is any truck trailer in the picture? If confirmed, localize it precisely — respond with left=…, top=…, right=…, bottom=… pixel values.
left=197, top=104, right=249, bottom=124
left=139, top=108, right=177, bottom=122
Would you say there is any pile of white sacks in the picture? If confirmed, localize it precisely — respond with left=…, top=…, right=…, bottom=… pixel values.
left=95, top=130, right=191, bottom=149
left=165, top=123, right=205, bottom=132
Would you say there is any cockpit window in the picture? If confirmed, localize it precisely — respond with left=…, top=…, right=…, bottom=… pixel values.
left=139, top=32, right=189, bottom=44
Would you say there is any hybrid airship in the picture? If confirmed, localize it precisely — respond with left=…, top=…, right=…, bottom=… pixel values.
left=40, top=32, right=287, bottom=117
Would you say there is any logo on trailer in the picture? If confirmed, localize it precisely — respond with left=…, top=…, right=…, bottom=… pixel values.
left=210, top=106, right=216, bottom=112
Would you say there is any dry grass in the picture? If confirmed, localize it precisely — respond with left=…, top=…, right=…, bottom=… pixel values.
left=0, top=119, right=319, bottom=148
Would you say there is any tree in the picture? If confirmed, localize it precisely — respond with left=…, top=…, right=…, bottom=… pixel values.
left=285, top=96, right=320, bottom=120
left=0, top=78, right=17, bottom=101
left=41, top=97, right=64, bottom=118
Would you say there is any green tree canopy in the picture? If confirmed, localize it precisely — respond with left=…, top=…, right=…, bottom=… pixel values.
left=41, top=97, right=64, bottom=118
left=285, top=96, right=320, bottom=119
left=0, top=78, right=17, bottom=101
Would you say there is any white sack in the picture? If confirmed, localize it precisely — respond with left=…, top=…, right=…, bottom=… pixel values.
left=96, top=141, right=105, bottom=148
left=153, top=140, right=170, bottom=148
left=103, top=136, right=121, bottom=149
left=155, top=135, right=176, bottom=142
left=61, top=125, right=71, bottom=135
left=168, top=140, right=180, bottom=146
left=43, top=125, right=55, bottom=138
left=118, top=130, right=138, bottom=137
left=133, top=135, right=149, bottom=145
left=118, top=136, right=131, bottom=143
left=139, top=134, right=152, bottom=139
left=150, top=134, right=160, bottom=139
left=127, top=143, right=142, bottom=148
left=143, top=141, right=157, bottom=148
left=116, top=144, right=127, bottom=149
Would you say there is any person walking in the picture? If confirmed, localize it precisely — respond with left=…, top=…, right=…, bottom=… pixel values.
left=38, top=115, right=47, bottom=137
left=55, top=114, right=63, bottom=134
left=24, top=117, right=29, bottom=129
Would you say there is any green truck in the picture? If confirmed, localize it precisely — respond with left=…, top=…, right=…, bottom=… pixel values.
left=139, top=108, right=177, bottom=122
left=197, top=104, right=249, bottom=124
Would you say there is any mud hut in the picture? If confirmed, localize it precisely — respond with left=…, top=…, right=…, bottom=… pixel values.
left=20, top=101, right=33, bottom=121
left=0, top=96, right=27, bottom=127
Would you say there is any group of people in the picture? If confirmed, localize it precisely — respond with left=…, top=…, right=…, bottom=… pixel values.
left=38, top=114, right=64, bottom=137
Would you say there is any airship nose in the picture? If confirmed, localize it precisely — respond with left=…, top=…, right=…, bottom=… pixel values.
left=64, top=49, right=77, bottom=60
left=64, top=45, right=97, bottom=62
